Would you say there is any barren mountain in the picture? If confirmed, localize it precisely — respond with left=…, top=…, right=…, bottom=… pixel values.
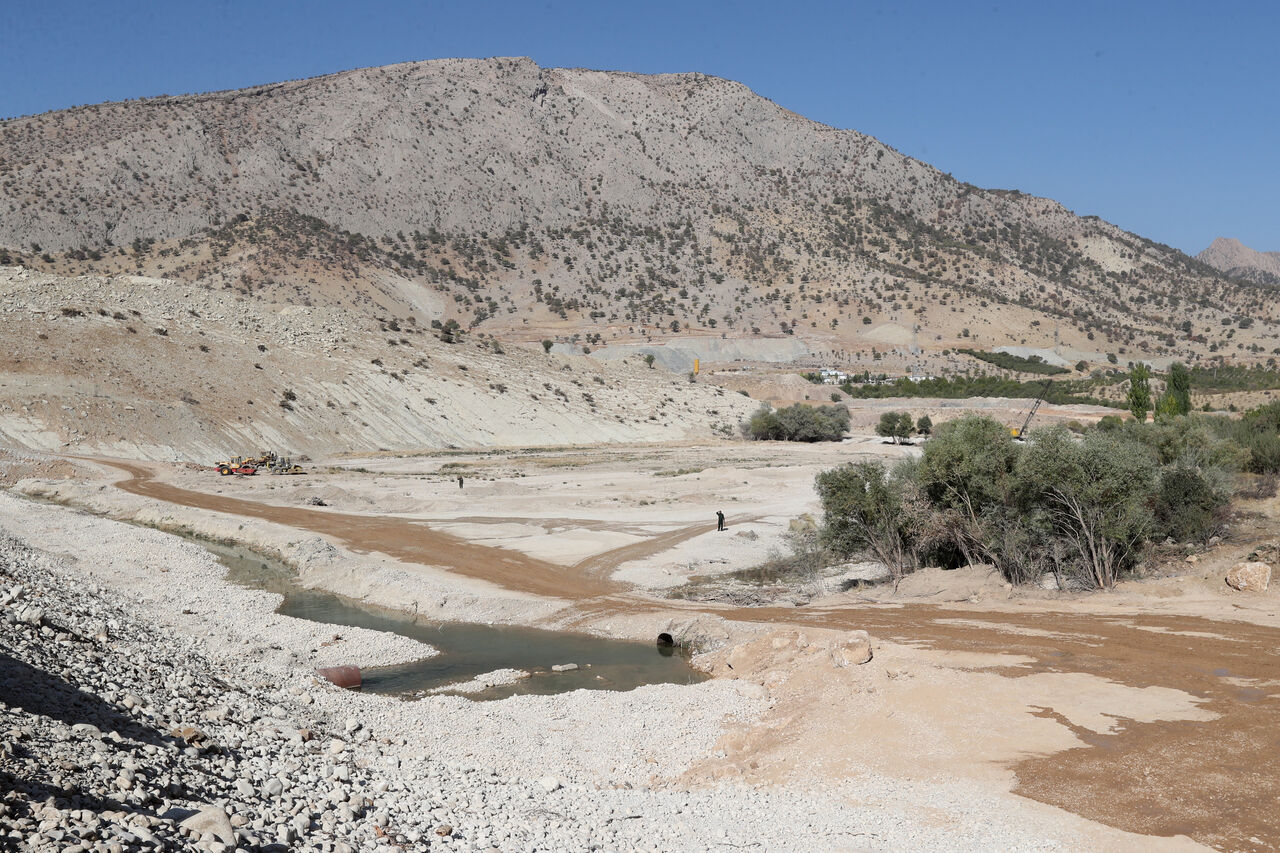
left=2, top=56, right=1276, bottom=370
left=1197, top=237, right=1280, bottom=286
left=2, top=58, right=1279, bottom=460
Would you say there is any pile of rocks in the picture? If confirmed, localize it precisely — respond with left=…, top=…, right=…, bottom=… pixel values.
left=1, top=532, right=415, bottom=851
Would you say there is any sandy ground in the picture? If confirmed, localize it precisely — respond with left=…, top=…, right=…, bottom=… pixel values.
left=7, top=440, right=1280, bottom=851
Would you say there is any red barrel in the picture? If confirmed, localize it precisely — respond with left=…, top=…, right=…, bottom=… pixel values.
left=316, top=665, right=362, bottom=689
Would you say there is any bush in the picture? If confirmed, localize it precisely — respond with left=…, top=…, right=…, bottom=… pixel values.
left=1237, top=402, right=1280, bottom=473
left=816, top=461, right=926, bottom=581
left=1154, top=467, right=1228, bottom=542
left=1240, top=473, right=1278, bottom=500
left=918, top=415, right=1017, bottom=512
left=742, top=403, right=850, bottom=442
left=1011, top=428, right=1158, bottom=588
left=812, top=414, right=1244, bottom=590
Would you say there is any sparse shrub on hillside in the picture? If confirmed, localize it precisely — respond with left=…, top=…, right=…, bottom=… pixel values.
left=432, top=318, right=463, bottom=343
left=541, top=339, right=553, bottom=353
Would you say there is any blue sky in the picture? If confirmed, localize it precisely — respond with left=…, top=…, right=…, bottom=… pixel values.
left=2, top=0, right=1275, bottom=254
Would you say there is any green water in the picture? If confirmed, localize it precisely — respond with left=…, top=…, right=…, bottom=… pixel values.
left=200, top=539, right=705, bottom=701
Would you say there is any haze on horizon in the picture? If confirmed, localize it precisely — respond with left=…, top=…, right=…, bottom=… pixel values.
left=2, top=0, right=1276, bottom=256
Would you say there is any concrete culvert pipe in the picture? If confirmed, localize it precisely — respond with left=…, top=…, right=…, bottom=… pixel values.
left=656, top=632, right=675, bottom=647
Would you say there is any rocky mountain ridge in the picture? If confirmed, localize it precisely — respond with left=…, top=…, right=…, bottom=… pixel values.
left=2, top=56, right=1276, bottom=368
left=1197, top=237, right=1280, bottom=286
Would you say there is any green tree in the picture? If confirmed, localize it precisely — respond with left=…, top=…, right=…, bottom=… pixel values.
left=743, top=405, right=783, bottom=440
left=541, top=339, right=553, bottom=354
left=1154, top=392, right=1180, bottom=420
left=876, top=411, right=913, bottom=444
left=816, top=461, right=916, bottom=579
left=916, top=414, right=1019, bottom=566
left=1127, top=364, right=1152, bottom=422
left=1165, top=362, right=1192, bottom=416
left=1013, top=428, right=1157, bottom=589
left=643, top=353, right=656, bottom=369
left=916, top=414, right=933, bottom=435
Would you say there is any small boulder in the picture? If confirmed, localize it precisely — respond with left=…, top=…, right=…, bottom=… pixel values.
left=1226, top=562, right=1271, bottom=592
left=830, top=630, right=873, bottom=667
left=179, top=806, right=235, bottom=845
left=550, top=663, right=578, bottom=672
left=538, top=776, right=562, bottom=793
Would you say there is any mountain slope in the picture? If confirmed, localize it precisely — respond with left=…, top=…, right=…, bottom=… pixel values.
left=0, top=266, right=754, bottom=459
left=1197, top=237, right=1280, bottom=286
left=1, top=56, right=1276, bottom=372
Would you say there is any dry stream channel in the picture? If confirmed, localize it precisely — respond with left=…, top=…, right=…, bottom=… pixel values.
left=202, top=538, right=705, bottom=700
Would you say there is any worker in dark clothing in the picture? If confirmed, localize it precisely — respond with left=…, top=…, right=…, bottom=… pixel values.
left=457, top=475, right=464, bottom=489
left=716, top=510, right=725, bottom=532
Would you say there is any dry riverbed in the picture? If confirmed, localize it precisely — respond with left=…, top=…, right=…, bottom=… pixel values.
left=6, top=443, right=1279, bottom=850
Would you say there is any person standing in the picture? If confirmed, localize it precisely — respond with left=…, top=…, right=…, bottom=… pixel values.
left=457, top=475, right=464, bottom=489
left=716, top=510, right=725, bottom=532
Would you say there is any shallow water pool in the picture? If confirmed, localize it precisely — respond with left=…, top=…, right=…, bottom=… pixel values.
left=200, top=539, right=706, bottom=701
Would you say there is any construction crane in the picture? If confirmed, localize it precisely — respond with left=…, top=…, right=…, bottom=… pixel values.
left=1011, top=379, right=1054, bottom=440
